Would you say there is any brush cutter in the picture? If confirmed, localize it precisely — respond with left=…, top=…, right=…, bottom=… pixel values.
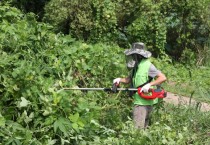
left=63, top=84, right=167, bottom=100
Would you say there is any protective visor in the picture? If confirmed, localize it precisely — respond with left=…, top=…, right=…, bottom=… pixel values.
left=125, top=55, right=136, bottom=68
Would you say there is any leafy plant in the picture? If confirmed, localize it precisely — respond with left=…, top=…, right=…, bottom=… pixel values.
left=0, top=4, right=210, bottom=145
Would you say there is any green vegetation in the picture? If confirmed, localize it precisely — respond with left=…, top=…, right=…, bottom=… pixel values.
left=153, top=59, right=210, bottom=103
left=0, top=1, right=210, bottom=145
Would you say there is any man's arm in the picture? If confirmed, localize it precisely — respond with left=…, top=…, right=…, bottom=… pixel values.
left=149, top=72, right=167, bottom=86
left=140, top=72, right=166, bottom=93
left=140, top=64, right=167, bottom=93
left=113, top=77, right=131, bottom=85
left=120, top=77, right=131, bottom=84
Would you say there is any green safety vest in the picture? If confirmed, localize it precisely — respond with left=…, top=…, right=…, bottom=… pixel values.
left=132, top=59, right=159, bottom=105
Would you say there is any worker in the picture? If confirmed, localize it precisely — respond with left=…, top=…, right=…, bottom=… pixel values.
left=113, top=42, right=167, bottom=129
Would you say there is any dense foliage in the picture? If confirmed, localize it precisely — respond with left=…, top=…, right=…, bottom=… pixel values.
left=4, top=0, right=210, bottom=63
left=0, top=3, right=210, bottom=145
left=152, top=59, right=210, bottom=103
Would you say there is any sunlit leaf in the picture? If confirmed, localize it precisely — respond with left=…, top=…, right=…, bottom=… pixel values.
left=69, top=113, right=79, bottom=123
left=0, top=116, right=6, bottom=127
left=19, top=97, right=30, bottom=108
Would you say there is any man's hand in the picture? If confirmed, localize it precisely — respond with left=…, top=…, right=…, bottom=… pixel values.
left=113, top=78, right=121, bottom=85
left=140, top=83, right=151, bottom=93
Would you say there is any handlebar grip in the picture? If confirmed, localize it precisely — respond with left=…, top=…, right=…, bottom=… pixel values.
left=137, top=87, right=156, bottom=99
left=112, top=83, right=118, bottom=93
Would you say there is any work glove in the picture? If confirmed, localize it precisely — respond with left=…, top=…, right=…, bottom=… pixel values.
left=140, top=83, right=151, bottom=93
left=113, top=78, right=121, bottom=85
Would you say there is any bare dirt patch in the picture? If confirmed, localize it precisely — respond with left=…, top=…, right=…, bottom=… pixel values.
left=164, top=92, right=210, bottom=112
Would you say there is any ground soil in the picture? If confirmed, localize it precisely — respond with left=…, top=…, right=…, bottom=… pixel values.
left=164, top=92, right=210, bottom=112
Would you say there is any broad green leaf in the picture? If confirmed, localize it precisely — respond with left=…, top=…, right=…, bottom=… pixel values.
left=78, top=121, right=84, bottom=128
left=0, top=116, right=5, bottom=127
left=47, top=139, right=57, bottom=145
left=53, top=118, right=71, bottom=136
left=69, top=113, right=79, bottom=123
left=72, top=123, right=79, bottom=131
left=43, top=110, right=50, bottom=116
left=19, top=97, right=30, bottom=107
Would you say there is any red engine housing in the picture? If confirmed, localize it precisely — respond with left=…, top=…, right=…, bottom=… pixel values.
left=137, top=87, right=167, bottom=100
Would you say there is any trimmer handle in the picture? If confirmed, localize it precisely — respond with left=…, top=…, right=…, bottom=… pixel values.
left=112, top=83, right=119, bottom=93
left=137, top=88, right=155, bottom=99
left=137, top=87, right=166, bottom=100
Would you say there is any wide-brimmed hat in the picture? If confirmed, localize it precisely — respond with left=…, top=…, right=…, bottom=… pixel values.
left=124, top=42, right=151, bottom=58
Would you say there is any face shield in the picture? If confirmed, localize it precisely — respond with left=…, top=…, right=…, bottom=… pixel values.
left=125, top=54, right=142, bottom=69
left=126, top=55, right=136, bottom=69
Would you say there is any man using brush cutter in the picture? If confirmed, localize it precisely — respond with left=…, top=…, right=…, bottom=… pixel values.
left=113, top=42, right=166, bottom=129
